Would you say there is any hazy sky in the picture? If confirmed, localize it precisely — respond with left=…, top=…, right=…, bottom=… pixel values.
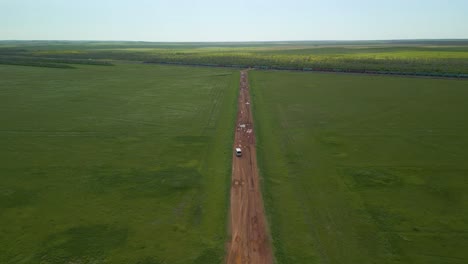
left=1, top=0, right=467, bottom=41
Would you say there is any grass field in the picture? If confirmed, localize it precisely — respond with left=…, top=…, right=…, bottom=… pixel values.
left=2, top=41, right=468, bottom=264
left=0, top=63, right=238, bottom=263
left=250, top=71, right=468, bottom=263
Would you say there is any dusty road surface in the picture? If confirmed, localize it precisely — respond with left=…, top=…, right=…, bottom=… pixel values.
left=226, top=70, right=274, bottom=264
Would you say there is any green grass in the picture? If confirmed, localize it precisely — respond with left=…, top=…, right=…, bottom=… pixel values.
left=250, top=70, right=468, bottom=264
left=2, top=41, right=468, bottom=263
left=0, top=63, right=238, bottom=263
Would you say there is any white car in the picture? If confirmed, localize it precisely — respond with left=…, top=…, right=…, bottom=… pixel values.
left=235, top=147, right=242, bottom=157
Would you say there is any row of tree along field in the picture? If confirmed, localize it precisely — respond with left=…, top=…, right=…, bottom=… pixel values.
left=0, top=55, right=113, bottom=68
left=145, top=54, right=468, bottom=78
left=1, top=41, right=468, bottom=77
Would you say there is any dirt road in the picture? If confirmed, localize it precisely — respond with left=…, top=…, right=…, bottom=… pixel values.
left=226, top=70, right=273, bottom=264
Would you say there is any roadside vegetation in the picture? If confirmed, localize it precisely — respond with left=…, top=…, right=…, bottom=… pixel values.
left=250, top=70, right=468, bottom=263
left=0, top=63, right=238, bottom=263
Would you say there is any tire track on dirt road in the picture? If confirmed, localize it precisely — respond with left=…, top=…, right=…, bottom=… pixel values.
left=226, top=70, right=273, bottom=264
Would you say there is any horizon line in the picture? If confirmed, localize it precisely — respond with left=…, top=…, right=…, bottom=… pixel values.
left=1, top=38, right=468, bottom=43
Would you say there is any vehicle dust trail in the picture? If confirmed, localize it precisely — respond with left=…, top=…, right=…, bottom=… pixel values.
left=226, top=70, right=274, bottom=264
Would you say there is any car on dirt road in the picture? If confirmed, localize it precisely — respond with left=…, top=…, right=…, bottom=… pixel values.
left=235, top=147, right=242, bottom=157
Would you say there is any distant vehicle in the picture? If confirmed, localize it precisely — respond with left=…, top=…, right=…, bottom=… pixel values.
left=235, top=147, right=242, bottom=157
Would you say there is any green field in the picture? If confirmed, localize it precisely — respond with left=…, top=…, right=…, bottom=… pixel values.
left=0, top=63, right=238, bottom=263
left=2, top=41, right=468, bottom=264
left=250, top=71, right=468, bottom=263
left=2, top=40, right=468, bottom=76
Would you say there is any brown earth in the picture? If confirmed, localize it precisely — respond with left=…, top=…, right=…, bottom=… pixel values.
left=226, top=70, right=274, bottom=264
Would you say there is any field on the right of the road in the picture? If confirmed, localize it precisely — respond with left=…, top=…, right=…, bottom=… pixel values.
left=250, top=71, right=468, bottom=264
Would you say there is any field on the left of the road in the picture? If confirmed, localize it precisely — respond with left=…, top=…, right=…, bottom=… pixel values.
left=0, top=63, right=238, bottom=264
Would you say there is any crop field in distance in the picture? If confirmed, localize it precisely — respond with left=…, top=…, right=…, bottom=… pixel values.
left=0, top=63, right=238, bottom=263
left=2, top=40, right=468, bottom=76
left=250, top=71, right=468, bottom=263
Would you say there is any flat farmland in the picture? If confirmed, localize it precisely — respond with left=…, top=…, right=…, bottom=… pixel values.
left=250, top=71, right=468, bottom=263
left=0, top=63, right=238, bottom=263
left=3, top=41, right=468, bottom=76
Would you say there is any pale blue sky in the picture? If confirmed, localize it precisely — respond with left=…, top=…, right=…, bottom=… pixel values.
left=1, top=0, right=467, bottom=41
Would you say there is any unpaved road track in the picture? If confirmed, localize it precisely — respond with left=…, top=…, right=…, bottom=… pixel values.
left=226, top=70, right=273, bottom=264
